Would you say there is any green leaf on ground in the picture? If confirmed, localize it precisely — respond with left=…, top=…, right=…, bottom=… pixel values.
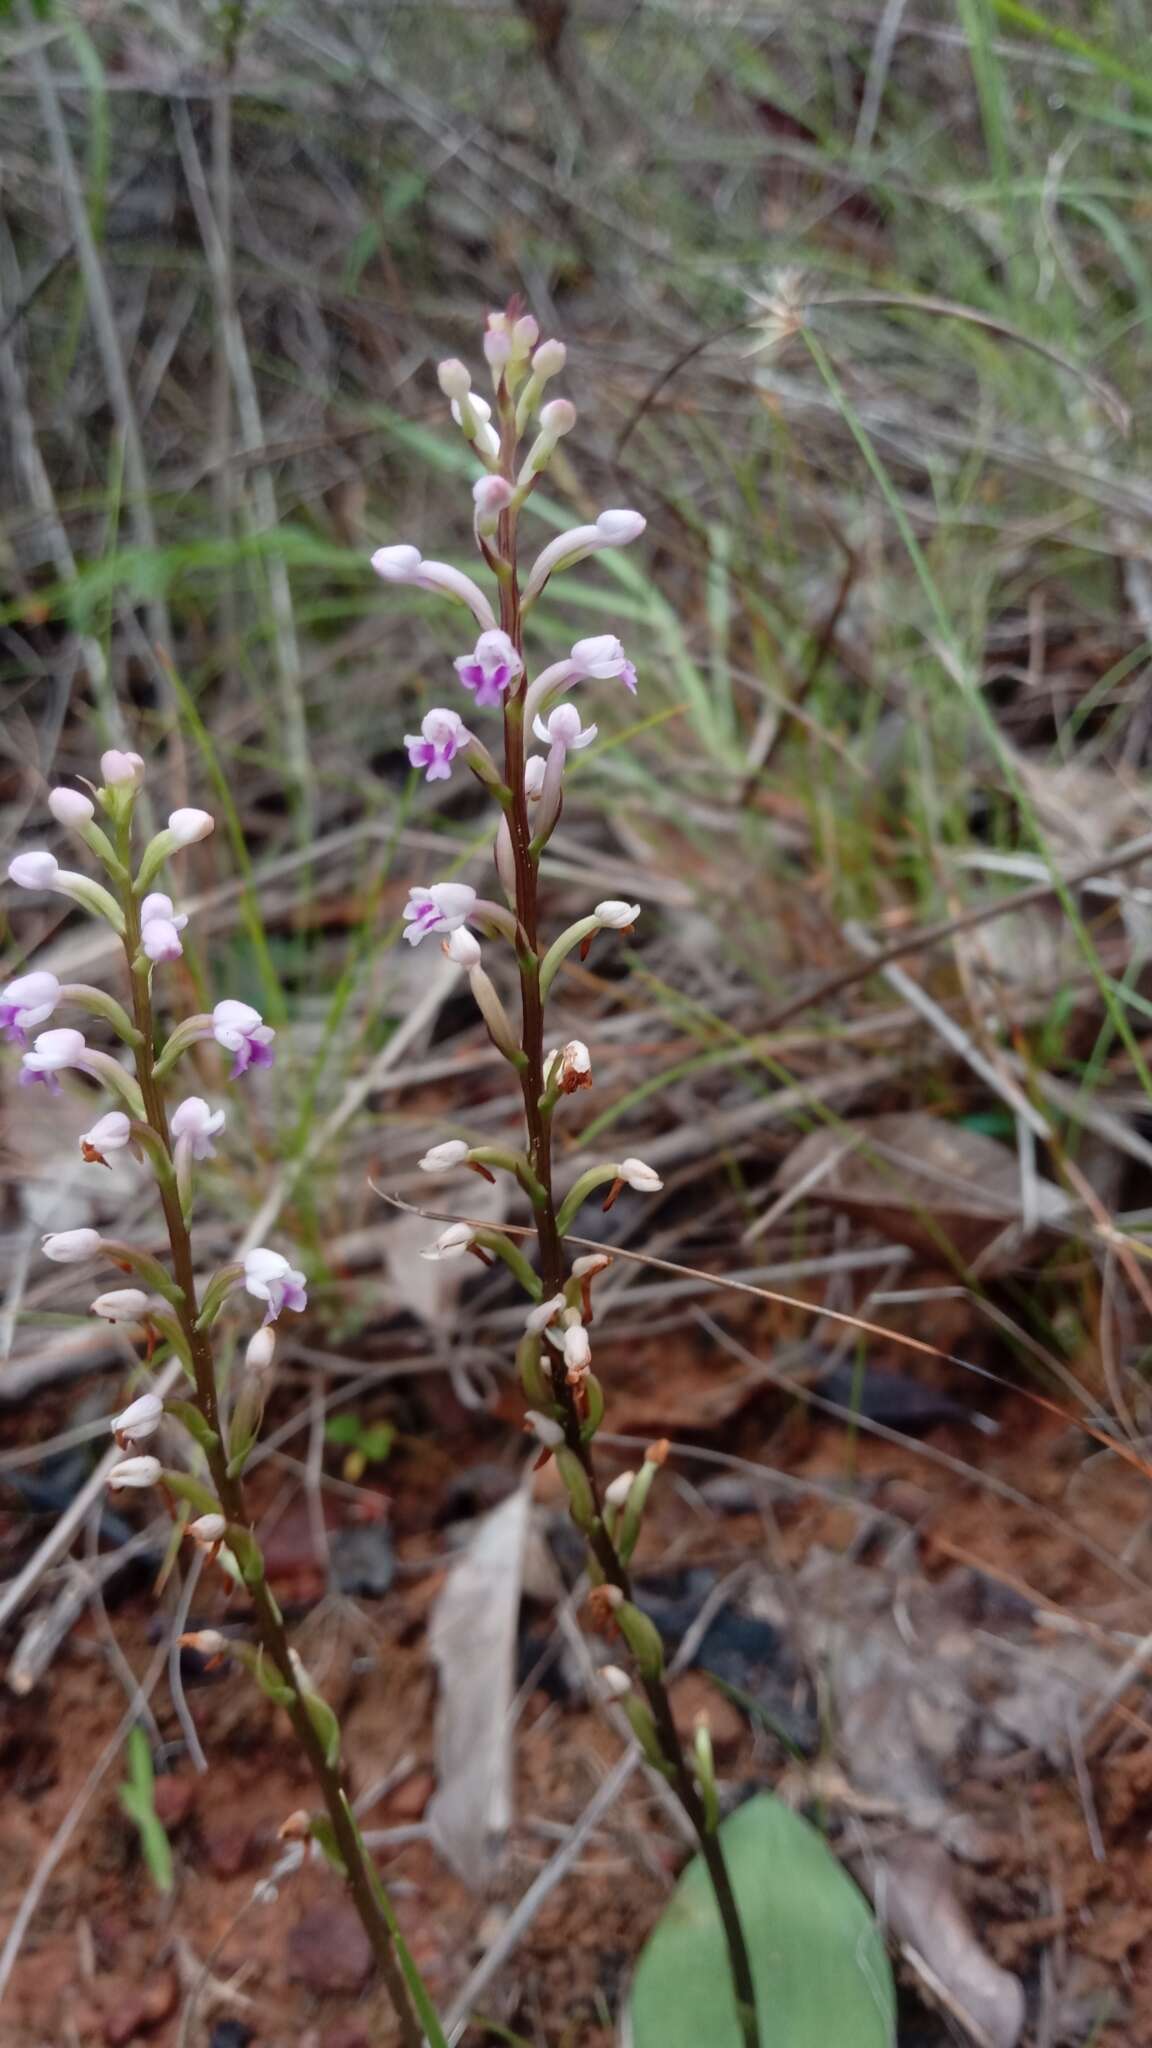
left=628, top=1794, right=895, bottom=2048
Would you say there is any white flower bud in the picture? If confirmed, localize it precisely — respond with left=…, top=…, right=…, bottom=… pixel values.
left=531, top=339, right=567, bottom=380
left=605, top=1470, right=636, bottom=1508
left=167, top=807, right=214, bottom=846
left=539, top=398, right=576, bottom=438
left=472, top=475, right=513, bottom=518
left=526, top=1292, right=566, bottom=1335
left=48, top=788, right=95, bottom=826
left=420, top=1223, right=475, bottom=1261
left=81, top=1110, right=132, bottom=1160
left=512, top=314, right=540, bottom=353
left=595, top=510, right=646, bottom=544
left=483, top=327, right=512, bottom=370
left=42, top=1228, right=102, bottom=1263
left=187, top=1513, right=227, bottom=1547
left=524, top=1410, right=564, bottom=1448
left=619, top=1157, right=663, bottom=1193
left=91, top=1288, right=150, bottom=1322
left=180, top=1629, right=230, bottom=1659
left=108, top=1455, right=163, bottom=1490
left=100, top=750, right=145, bottom=787
left=563, top=1323, right=591, bottom=1373
left=598, top=1664, right=632, bottom=1699
left=245, top=1325, right=276, bottom=1374
left=111, top=1393, right=164, bottom=1446
left=437, top=358, right=472, bottom=400
left=9, top=851, right=60, bottom=890
left=594, top=900, right=641, bottom=930
left=571, top=1253, right=611, bottom=1280
left=443, top=927, right=482, bottom=968
left=419, top=1139, right=472, bottom=1174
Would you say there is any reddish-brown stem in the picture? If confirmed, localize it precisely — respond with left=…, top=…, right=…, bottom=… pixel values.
left=494, top=398, right=760, bottom=2048
left=119, top=877, right=424, bottom=2048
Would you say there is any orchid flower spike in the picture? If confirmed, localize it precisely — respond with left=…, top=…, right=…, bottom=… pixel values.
left=533, top=702, right=597, bottom=752
left=420, top=1223, right=476, bottom=1261
left=243, top=1247, right=308, bottom=1325
left=371, top=546, right=497, bottom=631
left=403, top=882, right=478, bottom=948
left=81, top=1110, right=132, bottom=1164
left=212, top=1000, right=275, bottom=1079
left=404, top=709, right=473, bottom=783
left=453, top=629, right=523, bottom=709
left=140, top=891, right=188, bottom=964
left=1, top=970, right=60, bottom=1047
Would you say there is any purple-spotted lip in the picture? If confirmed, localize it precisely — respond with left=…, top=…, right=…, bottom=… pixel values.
left=411, top=741, right=453, bottom=781
left=231, top=1038, right=275, bottom=1080
left=18, top=1066, right=60, bottom=1093
left=454, top=658, right=513, bottom=706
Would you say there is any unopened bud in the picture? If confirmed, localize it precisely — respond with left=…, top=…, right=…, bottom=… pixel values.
left=604, top=1470, right=636, bottom=1509
left=539, top=398, right=576, bottom=440
left=598, top=1664, right=631, bottom=1700
left=524, top=1408, right=564, bottom=1449
left=111, top=1392, right=164, bottom=1447
left=531, top=338, right=566, bottom=380
left=49, top=787, right=96, bottom=827
left=278, top=1808, right=312, bottom=1841
left=108, top=1454, right=163, bottom=1490
left=437, top=358, right=471, bottom=400
left=483, top=327, right=512, bottom=371
left=101, top=750, right=145, bottom=788
left=179, top=1629, right=230, bottom=1660
left=512, top=314, right=540, bottom=354
left=443, top=927, right=482, bottom=968
left=245, top=1325, right=276, bottom=1375
left=187, top=1512, right=227, bottom=1548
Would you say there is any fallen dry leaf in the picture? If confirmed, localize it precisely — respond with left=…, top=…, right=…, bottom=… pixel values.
left=774, top=1112, right=1072, bottom=1270
left=426, top=1485, right=531, bottom=1888
left=868, top=1840, right=1025, bottom=2048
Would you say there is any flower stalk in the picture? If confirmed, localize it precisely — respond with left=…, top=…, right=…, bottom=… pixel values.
left=7, top=779, right=430, bottom=2048
left=385, top=304, right=760, bottom=2048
